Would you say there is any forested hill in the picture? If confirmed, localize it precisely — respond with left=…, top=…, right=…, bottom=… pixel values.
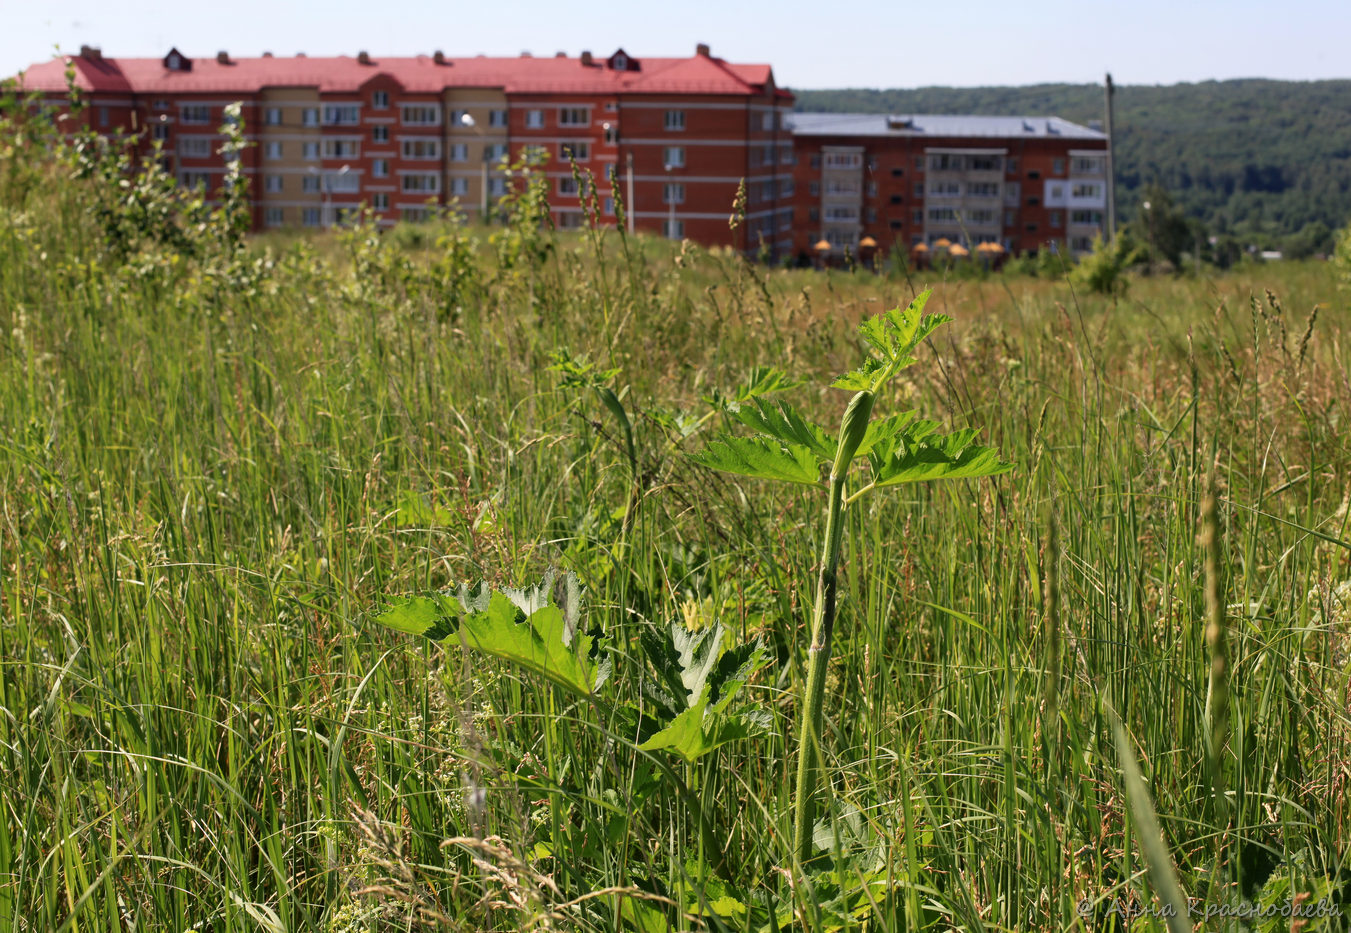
left=793, top=81, right=1351, bottom=250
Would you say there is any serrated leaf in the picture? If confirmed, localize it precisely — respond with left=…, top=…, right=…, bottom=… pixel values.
left=729, top=398, right=835, bottom=462
left=639, top=686, right=770, bottom=762
left=369, top=573, right=608, bottom=696
left=870, top=424, right=1013, bottom=488
left=735, top=365, right=802, bottom=401
left=854, top=410, right=917, bottom=460
left=831, top=358, right=888, bottom=391
left=693, top=435, right=822, bottom=485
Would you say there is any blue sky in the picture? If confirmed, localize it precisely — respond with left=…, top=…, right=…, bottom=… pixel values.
left=5, top=0, right=1349, bottom=89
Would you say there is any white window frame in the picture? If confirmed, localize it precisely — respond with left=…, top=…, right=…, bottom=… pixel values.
left=372, top=192, right=389, bottom=210
left=662, top=219, right=684, bottom=239
left=264, top=207, right=284, bottom=227
left=664, top=110, right=685, bottom=131
left=264, top=141, right=283, bottom=160
left=559, top=141, right=589, bottom=162
left=489, top=109, right=508, bottom=127
left=525, top=109, right=544, bottom=128
left=558, top=107, right=589, bottom=127
left=372, top=91, right=389, bottom=110
left=372, top=158, right=390, bottom=178
left=302, top=141, right=320, bottom=161
left=264, top=107, right=282, bottom=126
left=179, top=137, right=211, bottom=158
left=662, top=146, right=685, bottom=168
left=663, top=182, right=685, bottom=204
left=372, top=125, right=389, bottom=143
left=323, top=104, right=360, bottom=126
left=180, top=105, right=211, bottom=126
left=302, top=108, right=319, bottom=127
left=264, top=175, right=283, bottom=194
left=400, top=104, right=442, bottom=126
left=400, top=139, right=441, bottom=160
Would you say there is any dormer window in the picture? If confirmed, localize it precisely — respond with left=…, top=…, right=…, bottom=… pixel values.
left=606, top=48, right=638, bottom=71
left=163, top=47, right=192, bottom=72
left=613, top=53, right=627, bottom=70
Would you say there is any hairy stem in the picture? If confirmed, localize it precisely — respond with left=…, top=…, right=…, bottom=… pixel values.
left=792, top=470, right=848, bottom=865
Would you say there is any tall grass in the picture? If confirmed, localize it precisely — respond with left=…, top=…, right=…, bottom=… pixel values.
left=0, top=111, right=1348, bottom=930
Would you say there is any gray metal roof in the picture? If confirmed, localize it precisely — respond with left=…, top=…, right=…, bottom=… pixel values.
left=788, top=112, right=1107, bottom=140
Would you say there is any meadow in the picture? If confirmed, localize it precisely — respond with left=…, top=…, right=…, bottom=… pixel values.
left=0, top=108, right=1348, bottom=931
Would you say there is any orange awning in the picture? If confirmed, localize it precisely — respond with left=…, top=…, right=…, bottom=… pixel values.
left=949, top=244, right=970, bottom=257
left=910, top=242, right=929, bottom=252
left=933, top=237, right=952, bottom=248
left=814, top=239, right=832, bottom=251
left=858, top=236, right=878, bottom=248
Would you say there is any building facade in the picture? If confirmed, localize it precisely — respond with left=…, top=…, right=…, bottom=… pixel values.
left=788, top=113, right=1109, bottom=260
left=12, top=47, right=1108, bottom=260
left=14, top=44, right=794, bottom=254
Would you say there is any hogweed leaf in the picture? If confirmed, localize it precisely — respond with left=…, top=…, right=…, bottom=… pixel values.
left=369, top=572, right=608, bottom=696
left=854, top=410, right=917, bottom=461
left=729, top=398, right=836, bottom=462
left=869, top=424, right=1012, bottom=488
left=694, top=436, right=822, bottom=485
left=831, top=358, right=888, bottom=392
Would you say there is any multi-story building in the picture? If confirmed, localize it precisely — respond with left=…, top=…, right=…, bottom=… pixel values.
left=13, top=44, right=794, bottom=253
left=11, top=46, right=1109, bottom=261
left=787, top=113, right=1109, bottom=260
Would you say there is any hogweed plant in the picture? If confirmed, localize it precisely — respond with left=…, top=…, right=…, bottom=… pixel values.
left=694, top=288, right=1012, bottom=865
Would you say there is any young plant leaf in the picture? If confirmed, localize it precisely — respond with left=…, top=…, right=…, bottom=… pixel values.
left=868, top=423, right=1013, bottom=488
left=369, top=572, right=609, bottom=697
left=729, top=398, right=836, bottom=462
left=694, top=436, right=823, bottom=486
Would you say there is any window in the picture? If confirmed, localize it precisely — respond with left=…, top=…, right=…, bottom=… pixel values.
left=448, top=109, right=469, bottom=126
left=1071, top=183, right=1103, bottom=198
left=891, top=167, right=904, bottom=178
left=913, top=182, right=924, bottom=198
left=264, top=207, right=284, bottom=227
left=264, top=175, right=283, bottom=193
left=401, top=173, right=440, bottom=193
left=302, top=108, right=319, bottom=127
left=809, top=154, right=820, bottom=169
left=967, top=209, right=996, bottom=224
left=485, top=143, right=508, bottom=161
left=662, top=146, right=685, bottom=168
left=603, top=124, right=617, bottom=145
left=782, top=147, right=795, bottom=165
left=808, top=207, right=819, bottom=222
left=372, top=192, right=389, bottom=210
left=781, top=179, right=794, bottom=198
left=301, top=141, right=318, bottom=160
left=323, top=105, right=360, bottom=126
left=558, top=177, right=579, bottom=196
left=1028, top=170, right=1041, bottom=180
left=1071, top=210, right=1103, bottom=225
left=824, top=153, right=862, bottom=170
left=664, top=110, right=686, bottom=131
left=825, top=205, right=858, bottom=221
left=372, top=125, right=389, bottom=143
left=1053, top=158, right=1065, bottom=175
left=401, top=104, right=441, bottom=126
left=153, top=99, right=168, bottom=110
left=826, top=180, right=859, bottom=195
left=889, top=194, right=903, bottom=205
left=1050, top=211, right=1063, bottom=228
left=372, top=159, right=389, bottom=178
left=152, top=123, right=170, bottom=141
left=1071, top=157, right=1103, bottom=174
left=1071, top=235, right=1095, bottom=251
left=324, top=172, right=360, bottom=193
left=808, top=181, right=819, bottom=196
left=663, top=182, right=685, bottom=203
left=525, top=109, right=544, bottom=128
left=866, top=208, right=876, bottom=223
left=401, top=207, right=429, bottom=223
left=489, top=109, right=508, bottom=127
left=603, top=197, right=614, bottom=215
left=867, top=180, right=878, bottom=196
left=1027, top=196, right=1040, bottom=206
left=970, top=156, right=1001, bottom=171
left=449, top=143, right=468, bottom=162
left=560, top=141, right=589, bottom=162
left=1004, top=210, right=1015, bottom=226
left=889, top=220, right=903, bottom=230
left=928, top=181, right=960, bottom=197
left=557, top=212, right=584, bottom=230
left=401, top=139, right=441, bottom=160
left=303, top=175, right=321, bottom=193
left=912, top=209, right=923, bottom=225
left=662, top=219, right=684, bottom=239
left=179, top=171, right=210, bottom=189
left=913, top=156, right=924, bottom=171
left=97, top=106, right=109, bottom=127
left=264, top=141, right=283, bottom=160
left=179, top=138, right=211, bottom=158
left=558, top=107, right=588, bottom=126
left=323, top=139, right=360, bottom=158
left=929, top=154, right=956, bottom=171
left=1006, top=158, right=1018, bottom=173
left=372, top=91, right=389, bottom=109
left=488, top=178, right=507, bottom=196
left=180, top=105, right=210, bottom=125
left=264, top=107, right=282, bottom=126
left=968, top=182, right=1000, bottom=198
left=449, top=177, right=469, bottom=196
left=761, top=111, right=774, bottom=131
left=761, top=145, right=776, bottom=166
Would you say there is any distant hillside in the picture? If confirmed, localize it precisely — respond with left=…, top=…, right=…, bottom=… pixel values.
left=793, top=80, right=1351, bottom=251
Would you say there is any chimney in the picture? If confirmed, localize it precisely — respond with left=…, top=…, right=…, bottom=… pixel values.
left=357, top=50, right=371, bottom=64
left=696, top=43, right=710, bottom=57
left=555, top=51, right=567, bottom=58
left=262, top=51, right=273, bottom=58
left=580, top=50, right=593, bottom=66
left=296, top=52, right=307, bottom=58
left=433, top=50, right=446, bottom=64
left=520, top=51, right=532, bottom=58
left=216, top=50, right=230, bottom=64
left=79, top=45, right=103, bottom=61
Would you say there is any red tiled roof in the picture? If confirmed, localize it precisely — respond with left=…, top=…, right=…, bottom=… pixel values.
left=11, top=50, right=785, bottom=98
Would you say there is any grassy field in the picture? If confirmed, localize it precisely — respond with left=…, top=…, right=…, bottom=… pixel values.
left=0, top=116, right=1349, bottom=931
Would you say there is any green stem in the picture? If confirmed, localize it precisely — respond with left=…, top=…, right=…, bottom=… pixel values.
left=792, top=469, right=848, bottom=865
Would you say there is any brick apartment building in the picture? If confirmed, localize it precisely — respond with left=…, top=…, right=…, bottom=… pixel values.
left=13, top=44, right=795, bottom=254
left=788, top=113, right=1109, bottom=261
left=10, top=47, right=1107, bottom=260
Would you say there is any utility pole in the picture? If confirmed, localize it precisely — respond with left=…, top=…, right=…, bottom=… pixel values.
left=1104, top=72, right=1116, bottom=241
left=626, top=152, right=635, bottom=235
